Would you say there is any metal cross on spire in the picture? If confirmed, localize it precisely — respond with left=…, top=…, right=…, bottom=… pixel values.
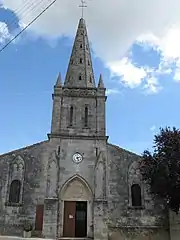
left=79, top=0, right=87, bottom=19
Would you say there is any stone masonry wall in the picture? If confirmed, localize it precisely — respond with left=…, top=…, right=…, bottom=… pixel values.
left=0, top=138, right=171, bottom=240
left=107, top=143, right=169, bottom=240
left=0, top=141, right=48, bottom=236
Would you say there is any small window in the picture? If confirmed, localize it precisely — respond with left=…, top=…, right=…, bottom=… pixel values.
left=80, top=58, right=83, bottom=64
left=96, top=148, right=98, bottom=156
left=71, top=59, right=73, bottom=64
left=85, top=106, right=88, bottom=127
left=89, top=76, right=92, bottom=83
left=131, top=184, right=142, bottom=207
left=9, top=180, right=21, bottom=203
left=80, top=44, right=83, bottom=48
left=70, top=106, right=73, bottom=126
left=86, top=45, right=88, bottom=50
left=79, top=75, right=82, bottom=80
left=88, top=60, right=90, bottom=66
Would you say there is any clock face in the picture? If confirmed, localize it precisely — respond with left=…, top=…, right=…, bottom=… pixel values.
left=72, top=153, right=83, bottom=164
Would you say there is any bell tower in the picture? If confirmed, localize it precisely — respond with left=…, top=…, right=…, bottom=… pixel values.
left=49, top=18, right=107, bottom=140
left=45, top=15, right=109, bottom=240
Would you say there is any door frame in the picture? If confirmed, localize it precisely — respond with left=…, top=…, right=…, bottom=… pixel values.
left=35, top=204, right=44, bottom=231
left=75, top=201, right=87, bottom=237
left=63, top=201, right=76, bottom=237
left=59, top=175, right=93, bottom=238
left=61, top=200, right=92, bottom=237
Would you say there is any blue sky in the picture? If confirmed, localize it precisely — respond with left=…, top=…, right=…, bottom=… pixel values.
left=1, top=1, right=180, bottom=155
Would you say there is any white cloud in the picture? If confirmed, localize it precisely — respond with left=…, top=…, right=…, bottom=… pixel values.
left=2, top=0, right=180, bottom=90
left=108, top=58, right=162, bottom=94
left=156, top=58, right=173, bottom=75
left=173, top=59, right=180, bottom=81
left=150, top=125, right=156, bottom=133
left=143, top=77, right=162, bottom=95
left=138, top=28, right=180, bottom=60
left=0, top=21, right=11, bottom=44
left=106, top=88, right=121, bottom=96
left=108, top=58, right=147, bottom=88
left=2, top=0, right=180, bottom=59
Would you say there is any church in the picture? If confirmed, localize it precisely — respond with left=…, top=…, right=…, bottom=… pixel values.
left=0, top=18, right=176, bottom=240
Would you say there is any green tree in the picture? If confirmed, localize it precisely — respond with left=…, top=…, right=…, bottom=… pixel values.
left=139, top=127, right=180, bottom=213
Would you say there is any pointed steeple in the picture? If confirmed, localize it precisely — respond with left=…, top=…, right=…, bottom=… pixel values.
left=55, top=72, right=62, bottom=87
left=98, top=74, right=105, bottom=88
left=64, top=18, right=95, bottom=88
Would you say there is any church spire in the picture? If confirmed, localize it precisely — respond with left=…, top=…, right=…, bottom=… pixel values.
left=55, top=72, right=62, bottom=87
left=98, top=74, right=105, bottom=88
left=64, top=18, right=95, bottom=88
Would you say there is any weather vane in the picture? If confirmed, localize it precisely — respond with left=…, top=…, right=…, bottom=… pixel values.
left=79, top=0, right=87, bottom=18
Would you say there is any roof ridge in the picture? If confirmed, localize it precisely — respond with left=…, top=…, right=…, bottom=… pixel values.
left=0, top=140, right=48, bottom=158
left=107, top=143, right=140, bottom=157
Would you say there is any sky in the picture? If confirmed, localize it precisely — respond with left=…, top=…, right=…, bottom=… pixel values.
left=0, top=0, right=180, bottom=155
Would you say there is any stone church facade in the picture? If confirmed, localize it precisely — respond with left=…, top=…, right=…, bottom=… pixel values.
left=0, top=18, right=178, bottom=240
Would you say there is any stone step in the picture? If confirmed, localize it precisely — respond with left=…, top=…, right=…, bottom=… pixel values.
left=59, top=238, right=92, bottom=240
left=0, top=237, right=53, bottom=240
left=0, top=236, right=93, bottom=240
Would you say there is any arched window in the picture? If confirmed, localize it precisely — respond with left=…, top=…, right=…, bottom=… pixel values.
left=131, top=184, right=142, bottom=207
left=89, top=75, right=92, bottom=83
left=9, top=180, right=21, bottom=203
left=80, top=58, right=83, bottom=64
left=85, top=106, right=88, bottom=127
left=80, top=44, right=83, bottom=48
left=79, top=75, right=82, bottom=80
left=70, top=106, right=73, bottom=126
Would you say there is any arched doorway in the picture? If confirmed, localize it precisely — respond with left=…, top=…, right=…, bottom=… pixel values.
left=60, top=175, right=93, bottom=238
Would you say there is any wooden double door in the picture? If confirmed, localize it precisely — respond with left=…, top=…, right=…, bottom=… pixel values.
left=63, top=201, right=87, bottom=237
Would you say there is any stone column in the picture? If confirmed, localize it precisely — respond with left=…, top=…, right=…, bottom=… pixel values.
left=169, top=209, right=180, bottom=240
left=42, top=198, right=58, bottom=238
left=59, top=200, right=64, bottom=237
left=93, top=200, right=108, bottom=240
